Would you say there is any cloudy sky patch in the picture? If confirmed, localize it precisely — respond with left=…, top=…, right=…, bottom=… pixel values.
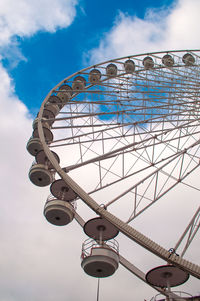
left=0, top=0, right=199, bottom=300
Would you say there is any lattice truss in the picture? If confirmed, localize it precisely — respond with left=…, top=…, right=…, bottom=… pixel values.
left=49, top=51, right=200, bottom=230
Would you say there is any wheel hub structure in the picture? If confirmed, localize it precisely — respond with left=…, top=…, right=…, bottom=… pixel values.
left=29, top=50, right=200, bottom=292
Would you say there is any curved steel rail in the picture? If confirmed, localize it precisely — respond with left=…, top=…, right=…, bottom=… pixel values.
left=37, top=50, right=200, bottom=279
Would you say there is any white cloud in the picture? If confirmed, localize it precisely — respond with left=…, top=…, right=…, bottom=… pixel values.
left=0, top=62, right=95, bottom=301
left=0, top=0, right=78, bottom=67
left=0, top=1, right=90, bottom=300
left=0, top=0, right=199, bottom=299
left=0, top=0, right=78, bottom=45
left=88, top=0, right=200, bottom=64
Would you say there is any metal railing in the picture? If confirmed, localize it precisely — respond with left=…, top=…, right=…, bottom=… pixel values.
left=45, top=194, right=77, bottom=209
left=81, top=237, right=119, bottom=259
left=150, top=291, right=194, bottom=301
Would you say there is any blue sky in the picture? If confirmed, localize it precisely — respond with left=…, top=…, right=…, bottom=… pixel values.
left=0, top=0, right=200, bottom=300
left=2, top=0, right=174, bottom=113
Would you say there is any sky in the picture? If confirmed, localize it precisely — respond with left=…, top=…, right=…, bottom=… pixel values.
left=0, top=0, right=200, bottom=300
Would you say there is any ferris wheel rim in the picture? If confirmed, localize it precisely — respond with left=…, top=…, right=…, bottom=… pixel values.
left=38, top=49, right=200, bottom=101
left=36, top=49, right=200, bottom=280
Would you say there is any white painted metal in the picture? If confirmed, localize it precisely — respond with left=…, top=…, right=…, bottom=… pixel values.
left=146, top=265, right=189, bottom=288
left=143, top=56, right=154, bottom=69
left=150, top=291, right=194, bottom=301
left=182, top=53, right=195, bottom=65
left=48, top=95, right=63, bottom=107
left=106, top=63, right=117, bottom=77
left=83, top=217, right=119, bottom=240
left=173, top=206, right=200, bottom=256
left=44, top=197, right=75, bottom=226
left=44, top=103, right=59, bottom=117
left=30, top=50, right=200, bottom=286
left=26, top=137, right=43, bottom=156
left=29, top=163, right=54, bottom=186
left=57, top=84, right=73, bottom=102
left=32, top=117, right=49, bottom=130
left=89, top=69, right=101, bottom=83
left=81, top=239, right=119, bottom=277
left=36, top=150, right=60, bottom=169
left=72, top=76, right=86, bottom=91
left=124, top=59, right=135, bottom=73
left=162, top=54, right=174, bottom=67
left=50, top=179, right=77, bottom=201
left=75, top=211, right=186, bottom=299
left=33, top=125, right=53, bottom=143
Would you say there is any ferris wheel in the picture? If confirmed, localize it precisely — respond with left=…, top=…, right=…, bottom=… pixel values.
left=27, top=50, right=200, bottom=297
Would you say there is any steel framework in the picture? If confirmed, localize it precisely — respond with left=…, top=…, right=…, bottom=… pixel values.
left=33, top=50, right=200, bottom=294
